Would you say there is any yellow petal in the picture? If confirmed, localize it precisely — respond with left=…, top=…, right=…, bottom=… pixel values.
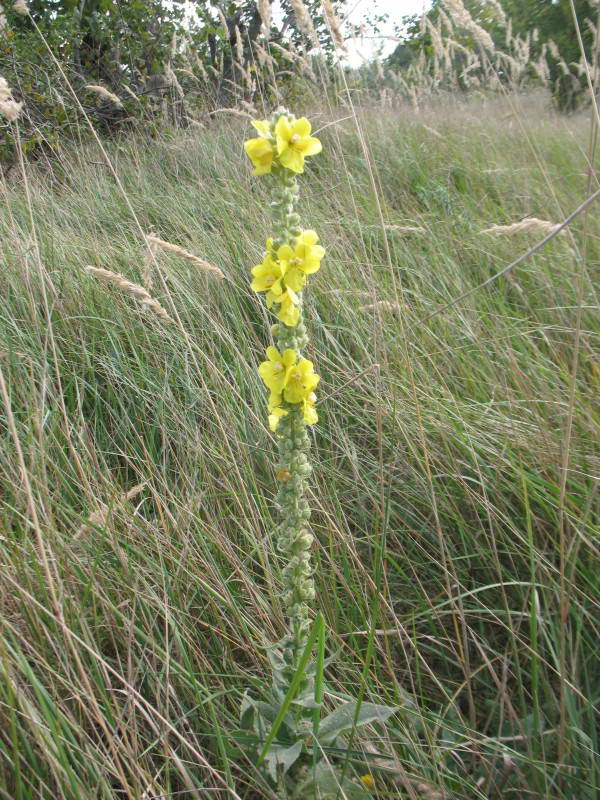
left=266, top=346, right=280, bottom=362
left=277, top=303, right=300, bottom=327
left=277, top=244, right=294, bottom=261
left=282, top=349, right=297, bottom=367
left=280, top=148, right=304, bottom=173
left=293, top=117, right=312, bottom=137
left=268, top=406, right=288, bottom=431
left=300, top=136, right=322, bottom=156
left=299, top=230, right=319, bottom=246
left=283, top=267, right=306, bottom=292
left=302, top=401, right=318, bottom=425
left=268, top=391, right=282, bottom=410
left=251, top=119, right=270, bottom=137
left=360, top=774, right=375, bottom=790
left=275, top=115, right=292, bottom=148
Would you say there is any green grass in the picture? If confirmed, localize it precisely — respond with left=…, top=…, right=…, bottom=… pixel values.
left=0, top=94, right=598, bottom=799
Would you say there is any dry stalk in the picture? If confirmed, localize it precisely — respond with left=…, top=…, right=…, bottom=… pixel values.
left=121, top=83, right=140, bottom=101
left=234, top=26, right=244, bottom=63
left=217, top=7, right=229, bottom=40
left=359, top=300, right=403, bottom=313
left=422, top=124, right=443, bottom=138
left=0, top=76, right=23, bottom=121
left=209, top=107, right=253, bottom=119
left=258, top=0, right=271, bottom=36
left=366, top=224, right=426, bottom=234
left=76, top=483, right=146, bottom=539
left=143, top=232, right=158, bottom=289
left=384, top=225, right=426, bottom=234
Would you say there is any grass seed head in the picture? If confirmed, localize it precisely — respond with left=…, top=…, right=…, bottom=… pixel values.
left=84, top=265, right=174, bottom=322
left=85, top=84, right=123, bottom=107
left=0, top=76, right=23, bottom=121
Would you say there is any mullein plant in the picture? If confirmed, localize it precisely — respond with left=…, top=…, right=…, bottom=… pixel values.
left=239, top=108, right=396, bottom=797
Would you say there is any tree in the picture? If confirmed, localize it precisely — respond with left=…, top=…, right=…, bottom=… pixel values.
left=393, top=0, right=597, bottom=110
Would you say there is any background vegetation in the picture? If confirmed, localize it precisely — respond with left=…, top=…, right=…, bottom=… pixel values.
left=0, top=1, right=599, bottom=798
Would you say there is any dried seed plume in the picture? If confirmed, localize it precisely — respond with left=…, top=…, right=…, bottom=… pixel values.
left=0, top=76, right=23, bottom=121
left=146, top=234, right=224, bottom=277
left=85, top=266, right=174, bottom=322
left=481, top=218, right=562, bottom=236
left=85, top=84, right=123, bottom=107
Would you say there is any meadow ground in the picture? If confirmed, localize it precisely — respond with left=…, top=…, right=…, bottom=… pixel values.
left=0, top=93, right=598, bottom=798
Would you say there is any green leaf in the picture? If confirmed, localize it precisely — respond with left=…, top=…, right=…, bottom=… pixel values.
left=294, top=760, right=371, bottom=799
left=257, top=614, right=324, bottom=768
left=319, top=701, right=398, bottom=746
left=263, top=740, right=303, bottom=782
left=239, top=700, right=255, bottom=732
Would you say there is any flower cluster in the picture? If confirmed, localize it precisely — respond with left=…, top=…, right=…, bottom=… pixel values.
left=259, top=346, right=319, bottom=431
left=244, top=110, right=324, bottom=432
left=244, top=115, right=322, bottom=176
left=251, top=230, right=325, bottom=327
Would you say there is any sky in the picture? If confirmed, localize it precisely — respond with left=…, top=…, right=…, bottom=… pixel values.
left=342, top=0, right=432, bottom=66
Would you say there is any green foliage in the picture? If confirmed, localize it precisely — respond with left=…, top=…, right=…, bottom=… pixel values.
left=396, top=0, right=597, bottom=109
left=0, top=0, right=350, bottom=166
left=237, top=621, right=397, bottom=793
left=0, top=97, right=598, bottom=798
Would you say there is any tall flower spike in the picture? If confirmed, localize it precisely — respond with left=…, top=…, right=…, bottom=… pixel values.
left=244, top=108, right=324, bottom=673
left=241, top=106, right=395, bottom=795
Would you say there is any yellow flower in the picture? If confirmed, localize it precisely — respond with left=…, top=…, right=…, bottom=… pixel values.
left=277, top=230, right=325, bottom=292
left=302, top=392, right=318, bottom=425
left=276, top=289, right=301, bottom=327
left=268, top=406, right=288, bottom=432
left=258, top=346, right=297, bottom=394
left=244, top=137, right=274, bottom=175
left=267, top=390, right=283, bottom=411
left=275, top=116, right=322, bottom=174
left=283, top=360, right=319, bottom=404
left=251, top=251, right=284, bottom=295
left=244, top=119, right=274, bottom=174
left=360, top=774, right=375, bottom=790
left=251, top=119, right=271, bottom=137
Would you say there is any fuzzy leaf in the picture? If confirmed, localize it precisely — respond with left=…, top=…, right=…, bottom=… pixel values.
left=239, top=693, right=255, bottom=731
left=263, top=740, right=303, bottom=782
left=319, top=701, right=398, bottom=745
left=294, top=760, right=371, bottom=798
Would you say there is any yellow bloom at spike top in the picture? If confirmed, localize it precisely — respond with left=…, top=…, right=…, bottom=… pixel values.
left=275, top=116, right=322, bottom=174
left=245, top=110, right=323, bottom=433
left=243, top=114, right=322, bottom=177
left=244, top=119, right=274, bottom=176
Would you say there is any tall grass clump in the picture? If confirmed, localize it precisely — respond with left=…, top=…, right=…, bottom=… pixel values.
left=0, top=89, right=598, bottom=799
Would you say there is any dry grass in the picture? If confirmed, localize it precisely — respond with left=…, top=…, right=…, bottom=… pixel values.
left=0, top=15, right=598, bottom=796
